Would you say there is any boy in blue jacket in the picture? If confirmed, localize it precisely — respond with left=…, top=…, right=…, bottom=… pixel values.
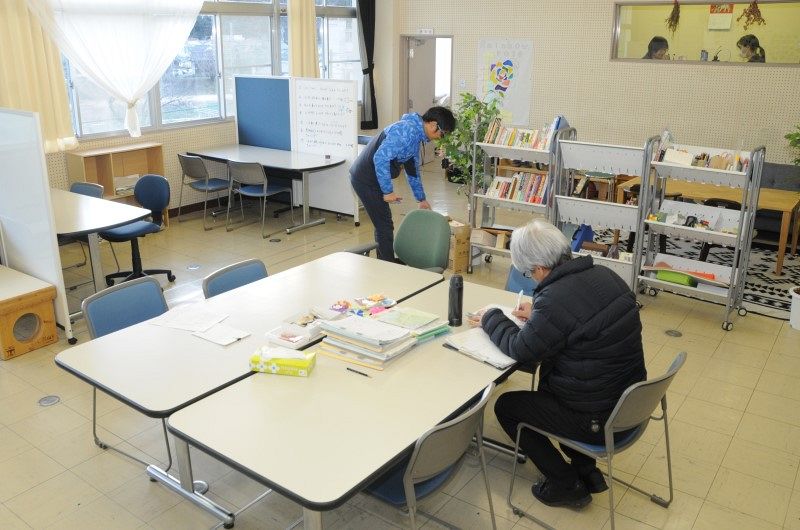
left=350, top=107, right=456, bottom=261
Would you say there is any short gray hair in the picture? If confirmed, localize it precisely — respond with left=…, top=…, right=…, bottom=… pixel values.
left=510, top=219, right=572, bottom=272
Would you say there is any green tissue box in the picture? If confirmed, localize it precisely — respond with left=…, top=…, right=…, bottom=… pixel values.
left=656, top=270, right=697, bottom=287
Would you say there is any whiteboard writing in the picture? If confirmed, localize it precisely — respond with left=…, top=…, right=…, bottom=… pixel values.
left=292, top=78, right=358, bottom=158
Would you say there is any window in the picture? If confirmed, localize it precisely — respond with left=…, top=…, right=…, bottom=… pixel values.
left=62, top=0, right=359, bottom=137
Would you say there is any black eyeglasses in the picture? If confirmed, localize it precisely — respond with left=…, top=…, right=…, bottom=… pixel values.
left=523, top=270, right=533, bottom=279
left=435, top=123, right=449, bottom=136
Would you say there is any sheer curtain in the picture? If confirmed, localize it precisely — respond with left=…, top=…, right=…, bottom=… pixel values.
left=288, top=0, right=320, bottom=78
left=0, top=0, right=76, bottom=152
left=25, top=0, right=203, bottom=137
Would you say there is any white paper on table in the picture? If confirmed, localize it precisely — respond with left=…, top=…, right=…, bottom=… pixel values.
left=480, top=304, right=525, bottom=327
left=192, top=323, right=251, bottom=346
left=257, top=345, right=308, bottom=360
left=150, top=303, right=228, bottom=332
left=444, top=327, right=515, bottom=369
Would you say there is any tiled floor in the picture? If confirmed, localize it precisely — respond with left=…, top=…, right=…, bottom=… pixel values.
left=2, top=163, right=799, bottom=529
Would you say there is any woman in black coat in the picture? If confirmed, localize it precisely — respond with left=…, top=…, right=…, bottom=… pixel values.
left=469, top=220, right=646, bottom=509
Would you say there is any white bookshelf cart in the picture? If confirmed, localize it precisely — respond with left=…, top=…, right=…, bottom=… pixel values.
left=638, top=144, right=766, bottom=331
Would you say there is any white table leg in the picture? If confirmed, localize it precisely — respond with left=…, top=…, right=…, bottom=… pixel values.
left=286, top=170, right=326, bottom=234
left=86, top=233, right=104, bottom=292
left=302, top=507, right=323, bottom=530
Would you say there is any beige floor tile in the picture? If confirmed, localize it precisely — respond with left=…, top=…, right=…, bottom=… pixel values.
left=453, top=457, right=531, bottom=522
left=0, top=388, right=61, bottom=427
left=637, top=449, right=718, bottom=499
left=107, top=474, right=183, bottom=523
left=327, top=506, right=402, bottom=530
left=735, top=412, right=800, bottom=456
left=33, top=372, right=93, bottom=402
left=62, top=388, right=125, bottom=420
left=756, top=370, right=800, bottom=402
left=614, top=476, right=702, bottom=530
left=706, top=467, right=791, bottom=526
left=225, top=490, right=303, bottom=530
left=746, top=390, right=800, bottom=427
left=720, top=437, right=799, bottom=488
left=0, top=371, right=31, bottom=401
left=772, top=332, right=800, bottom=357
left=653, top=420, right=731, bottom=466
left=0, top=448, right=65, bottom=502
left=96, top=404, right=161, bottom=441
left=424, top=496, right=516, bottom=529
left=764, top=351, right=800, bottom=378
left=9, top=401, right=89, bottom=447
left=142, top=498, right=222, bottom=530
left=712, top=341, right=770, bottom=369
left=700, top=357, right=762, bottom=388
left=440, top=453, right=482, bottom=496
left=489, top=452, right=542, bottom=483
left=673, top=397, right=742, bottom=436
left=688, top=376, right=752, bottom=411
left=350, top=490, right=446, bottom=528
left=660, top=331, right=720, bottom=359
left=0, top=503, right=30, bottom=530
left=4, top=471, right=102, bottom=528
left=71, top=450, right=146, bottom=493
left=606, top=440, right=655, bottom=477
left=0, top=426, right=33, bottom=464
left=692, top=501, right=781, bottom=530
left=206, top=469, right=269, bottom=511
left=785, top=490, right=800, bottom=529
left=37, top=422, right=123, bottom=469
left=6, top=357, right=64, bottom=387
left=599, top=512, right=659, bottom=529
left=43, top=495, right=143, bottom=530
left=720, top=328, right=778, bottom=351
left=729, top=313, right=785, bottom=335
left=512, top=497, right=610, bottom=530
left=674, top=316, right=725, bottom=343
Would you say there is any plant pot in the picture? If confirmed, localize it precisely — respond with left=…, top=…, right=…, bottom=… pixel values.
left=445, top=165, right=464, bottom=184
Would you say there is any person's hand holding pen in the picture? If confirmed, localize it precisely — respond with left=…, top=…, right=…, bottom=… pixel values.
left=512, top=301, right=532, bottom=322
left=466, top=309, right=485, bottom=328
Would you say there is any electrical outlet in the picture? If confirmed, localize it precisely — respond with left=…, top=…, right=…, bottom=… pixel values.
left=459, top=79, right=466, bottom=89
left=417, top=28, right=434, bottom=35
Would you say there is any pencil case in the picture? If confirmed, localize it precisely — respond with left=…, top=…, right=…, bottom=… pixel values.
left=656, top=270, right=697, bottom=287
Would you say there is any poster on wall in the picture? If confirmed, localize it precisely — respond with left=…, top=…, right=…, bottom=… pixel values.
left=476, top=38, right=533, bottom=125
left=708, top=4, right=734, bottom=30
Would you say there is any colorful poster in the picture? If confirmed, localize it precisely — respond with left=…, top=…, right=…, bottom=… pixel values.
left=476, top=38, right=533, bottom=125
left=708, top=3, right=734, bottom=30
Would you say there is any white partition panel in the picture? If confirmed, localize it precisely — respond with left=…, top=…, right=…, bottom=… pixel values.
left=0, top=108, right=73, bottom=340
left=290, top=78, right=360, bottom=220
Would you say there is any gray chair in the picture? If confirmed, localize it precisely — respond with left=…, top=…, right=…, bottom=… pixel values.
left=81, top=277, right=172, bottom=470
left=225, top=160, right=294, bottom=238
left=366, top=383, right=497, bottom=530
left=202, top=258, right=268, bottom=298
left=508, top=352, right=686, bottom=530
left=177, top=153, right=229, bottom=230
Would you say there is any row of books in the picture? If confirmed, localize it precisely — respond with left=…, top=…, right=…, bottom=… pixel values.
left=482, top=115, right=569, bottom=152
left=485, top=173, right=550, bottom=204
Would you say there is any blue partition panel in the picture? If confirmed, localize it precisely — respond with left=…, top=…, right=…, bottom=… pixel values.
left=235, top=77, right=292, bottom=150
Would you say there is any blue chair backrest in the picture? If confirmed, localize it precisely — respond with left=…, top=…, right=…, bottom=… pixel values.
left=81, top=277, right=168, bottom=338
left=135, top=175, right=171, bottom=225
left=505, top=265, right=537, bottom=294
left=70, top=182, right=104, bottom=198
left=203, top=259, right=268, bottom=298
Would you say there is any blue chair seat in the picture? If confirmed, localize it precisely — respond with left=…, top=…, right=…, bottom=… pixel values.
left=568, top=425, right=643, bottom=457
left=100, top=220, right=161, bottom=242
left=189, top=178, right=229, bottom=192
left=237, top=183, right=292, bottom=198
left=365, top=456, right=458, bottom=506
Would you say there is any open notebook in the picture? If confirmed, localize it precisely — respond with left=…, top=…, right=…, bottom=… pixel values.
left=444, top=327, right=515, bottom=369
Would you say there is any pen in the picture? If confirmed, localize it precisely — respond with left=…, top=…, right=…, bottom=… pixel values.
left=346, top=366, right=371, bottom=378
left=515, top=289, right=523, bottom=311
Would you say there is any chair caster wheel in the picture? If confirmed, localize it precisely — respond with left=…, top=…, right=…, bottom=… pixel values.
left=738, top=308, right=747, bottom=317
left=484, top=255, right=493, bottom=263
left=68, top=337, right=78, bottom=345
left=223, top=523, right=234, bottom=529
left=355, top=222, right=360, bottom=227
left=516, top=455, right=527, bottom=464
left=636, top=300, right=643, bottom=309
left=106, top=278, right=115, bottom=287
left=167, top=274, right=176, bottom=282
left=512, top=508, right=523, bottom=516
left=722, top=321, right=733, bottom=331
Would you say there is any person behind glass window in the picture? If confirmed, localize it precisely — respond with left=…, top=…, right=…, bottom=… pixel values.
left=643, top=36, right=669, bottom=59
left=737, top=34, right=765, bottom=63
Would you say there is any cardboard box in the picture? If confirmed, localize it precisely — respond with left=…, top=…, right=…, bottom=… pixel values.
left=250, top=349, right=316, bottom=377
left=448, top=220, right=471, bottom=242
left=448, top=254, right=470, bottom=274
left=0, top=266, right=57, bottom=360
left=470, top=230, right=497, bottom=247
left=496, top=232, right=509, bottom=249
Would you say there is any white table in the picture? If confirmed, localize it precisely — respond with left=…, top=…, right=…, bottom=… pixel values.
left=188, top=144, right=345, bottom=234
left=51, top=189, right=150, bottom=319
left=55, top=253, right=443, bottom=524
left=166, top=280, right=518, bottom=528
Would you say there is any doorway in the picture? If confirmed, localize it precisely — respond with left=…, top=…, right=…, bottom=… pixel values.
left=401, top=35, right=452, bottom=164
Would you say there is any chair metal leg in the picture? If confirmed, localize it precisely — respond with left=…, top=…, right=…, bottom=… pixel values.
left=225, top=186, right=235, bottom=231
left=507, top=423, right=557, bottom=530
left=202, top=187, right=212, bottom=231
left=260, top=196, right=268, bottom=239
left=177, top=177, right=185, bottom=221
left=606, top=452, right=617, bottom=530
left=477, top=429, right=497, bottom=530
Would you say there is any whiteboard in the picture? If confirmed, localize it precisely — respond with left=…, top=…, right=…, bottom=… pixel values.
left=0, top=109, right=73, bottom=340
left=290, top=78, right=360, bottom=218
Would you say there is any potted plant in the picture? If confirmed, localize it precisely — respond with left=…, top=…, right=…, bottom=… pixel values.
left=786, top=125, right=800, bottom=165
left=436, top=92, right=501, bottom=185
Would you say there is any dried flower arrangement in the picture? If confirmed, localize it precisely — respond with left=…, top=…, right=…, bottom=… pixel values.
left=665, top=0, right=680, bottom=33
left=737, top=1, right=766, bottom=30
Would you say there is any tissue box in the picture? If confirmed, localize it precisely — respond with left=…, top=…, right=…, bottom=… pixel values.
left=250, top=349, right=316, bottom=377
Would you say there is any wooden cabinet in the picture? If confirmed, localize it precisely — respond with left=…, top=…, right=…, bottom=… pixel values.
left=66, top=142, right=164, bottom=201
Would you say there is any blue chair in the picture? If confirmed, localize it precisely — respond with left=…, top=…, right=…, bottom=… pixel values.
left=366, top=384, right=497, bottom=530
left=81, top=276, right=172, bottom=469
left=505, top=265, right=537, bottom=294
left=508, top=352, right=686, bottom=530
left=202, top=258, right=268, bottom=298
left=225, top=160, right=294, bottom=238
left=100, top=175, right=176, bottom=286
left=176, top=153, right=229, bottom=230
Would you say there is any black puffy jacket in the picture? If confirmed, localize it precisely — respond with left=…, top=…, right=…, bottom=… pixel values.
left=482, top=256, right=646, bottom=412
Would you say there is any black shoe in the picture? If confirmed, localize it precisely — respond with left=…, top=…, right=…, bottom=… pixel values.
left=580, top=469, right=608, bottom=493
left=531, top=478, right=592, bottom=509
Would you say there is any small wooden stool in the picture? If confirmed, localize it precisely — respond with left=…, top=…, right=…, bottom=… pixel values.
left=0, top=266, right=57, bottom=360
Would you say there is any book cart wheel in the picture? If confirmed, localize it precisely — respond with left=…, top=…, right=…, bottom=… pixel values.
left=648, top=288, right=658, bottom=297
left=484, top=254, right=493, bottom=263
left=722, top=321, right=733, bottom=331
left=738, top=307, right=748, bottom=317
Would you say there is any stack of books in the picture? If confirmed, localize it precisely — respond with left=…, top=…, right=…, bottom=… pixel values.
left=374, top=306, right=450, bottom=344
left=317, top=315, right=417, bottom=370
left=485, top=173, right=549, bottom=204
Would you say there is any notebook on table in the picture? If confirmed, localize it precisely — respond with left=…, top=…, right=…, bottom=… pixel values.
left=443, top=327, right=516, bottom=369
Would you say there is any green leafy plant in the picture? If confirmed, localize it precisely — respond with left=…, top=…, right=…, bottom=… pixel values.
left=787, top=125, right=800, bottom=165
left=436, top=92, right=501, bottom=185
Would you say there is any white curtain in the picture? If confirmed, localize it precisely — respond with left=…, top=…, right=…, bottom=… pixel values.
left=25, top=0, right=203, bottom=137
left=288, top=0, right=320, bottom=78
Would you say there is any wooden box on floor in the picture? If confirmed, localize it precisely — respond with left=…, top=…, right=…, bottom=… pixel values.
left=449, top=221, right=471, bottom=274
left=0, top=266, right=57, bottom=360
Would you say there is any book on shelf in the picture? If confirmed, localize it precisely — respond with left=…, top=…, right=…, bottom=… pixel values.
left=484, top=172, right=549, bottom=204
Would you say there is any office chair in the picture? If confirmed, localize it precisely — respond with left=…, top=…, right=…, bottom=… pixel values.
left=365, top=383, right=497, bottom=530
left=81, top=276, right=173, bottom=470
left=698, top=198, right=742, bottom=261
left=100, top=174, right=176, bottom=286
left=225, top=160, right=294, bottom=238
left=508, top=352, right=686, bottom=530
left=349, top=210, right=451, bottom=273
left=176, top=153, right=229, bottom=230
left=202, top=258, right=268, bottom=298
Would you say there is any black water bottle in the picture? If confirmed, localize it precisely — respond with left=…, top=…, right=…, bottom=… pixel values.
left=448, top=274, right=463, bottom=327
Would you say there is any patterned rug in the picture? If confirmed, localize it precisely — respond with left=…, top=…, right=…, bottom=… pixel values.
left=597, top=231, right=800, bottom=320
